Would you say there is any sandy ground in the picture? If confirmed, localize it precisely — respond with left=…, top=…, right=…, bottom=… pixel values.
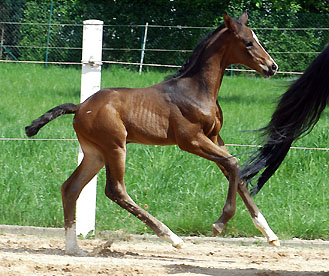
left=0, top=232, right=328, bottom=276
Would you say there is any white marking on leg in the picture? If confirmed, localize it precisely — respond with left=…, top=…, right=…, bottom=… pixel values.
left=158, top=223, right=184, bottom=248
left=66, top=223, right=78, bottom=251
left=65, top=223, right=87, bottom=255
left=252, top=212, right=280, bottom=246
left=161, top=231, right=184, bottom=249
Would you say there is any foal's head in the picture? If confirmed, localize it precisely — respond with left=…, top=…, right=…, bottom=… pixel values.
left=223, top=11, right=278, bottom=78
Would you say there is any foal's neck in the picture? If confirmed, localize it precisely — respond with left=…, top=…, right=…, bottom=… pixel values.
left=197, top=30, right=232, bottom=101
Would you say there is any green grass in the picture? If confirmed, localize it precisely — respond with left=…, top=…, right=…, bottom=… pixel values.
left=0, top=63, right=328, bottom=240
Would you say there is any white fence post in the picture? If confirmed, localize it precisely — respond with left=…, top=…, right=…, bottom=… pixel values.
left=139, top=22, right=148, bottom=74
left=76, top=19, right=103, bottom=237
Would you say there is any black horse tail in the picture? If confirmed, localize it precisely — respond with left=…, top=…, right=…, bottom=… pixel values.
left=240, top=44, right=329, bottom=195
left=25, top=103, right=79, bottom=137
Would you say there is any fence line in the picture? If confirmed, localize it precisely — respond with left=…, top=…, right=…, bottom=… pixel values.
left=0, top=137, right=327, bottom=151
left=2, top=21, right=329, bottom=31
left=0, top=138, right=77, bottom=141
left=1, top=19, right=328, bottom=74
left=2, top=45, right=323, bottom=55
left=0, top=59, right=81, bottom=65
left=0, top=59, right=305, bottom=75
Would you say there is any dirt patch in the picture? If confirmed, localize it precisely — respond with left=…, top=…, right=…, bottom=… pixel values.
left=0, top=233, right=328, bottom=276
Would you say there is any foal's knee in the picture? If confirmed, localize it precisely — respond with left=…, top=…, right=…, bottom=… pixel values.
left=222, top=156, right=239, bottom=175
left=229, top=156, right=239, bottom=168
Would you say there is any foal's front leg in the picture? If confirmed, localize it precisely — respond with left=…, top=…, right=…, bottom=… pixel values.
left=237, top=181, right=280, bottom=246
left=214, top=136, right=279, bottom=245
left=219, top=171, right=279, bottom=245
left=179, top=133, right=240, bottom=234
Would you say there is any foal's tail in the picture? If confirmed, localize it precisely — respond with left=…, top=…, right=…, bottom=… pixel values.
left=240, top=44, right=329, bottom=195
left=25, top=103, right=79, bottom=137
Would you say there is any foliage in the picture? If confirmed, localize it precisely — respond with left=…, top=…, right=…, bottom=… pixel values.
left=228, top=0, right=329, bottom=13
left=245, top=11, right=329, bottom=72
left=18, top=1, right=84, bottom=61
left=1, top=1, right=329, bottom=70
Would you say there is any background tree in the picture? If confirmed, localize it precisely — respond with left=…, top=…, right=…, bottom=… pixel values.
left=1, top=0, right=328, bottom=72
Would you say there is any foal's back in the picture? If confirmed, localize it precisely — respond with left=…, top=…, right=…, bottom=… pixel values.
left=74, top=83, right=176, bottom=146
left=73, top=79, right=219, bottom=147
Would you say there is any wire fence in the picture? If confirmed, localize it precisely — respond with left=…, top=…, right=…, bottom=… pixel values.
left=1, top=1, right=329, bottom=74
left=1, top=21, right=329, bottom=75
left=0, top=138, right=328, bottom=152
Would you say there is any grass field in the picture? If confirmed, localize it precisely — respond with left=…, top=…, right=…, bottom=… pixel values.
left=0, top=63, right=328, bottom=240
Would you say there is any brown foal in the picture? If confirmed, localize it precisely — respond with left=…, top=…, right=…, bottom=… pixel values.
left=26, top=12, right=279, bottom=255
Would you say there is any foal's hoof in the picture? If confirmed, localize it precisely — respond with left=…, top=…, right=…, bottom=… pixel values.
left=269, top=239, right=280, bottom=247
left=170, top=235, right=184, bottom=249
left=65, top=247, right=88, bottom=257
left=212, top=223, right=224, bottom=236
left=172, top=240, right=184, bottom=249
left=160, top=232, right=184, bottom=249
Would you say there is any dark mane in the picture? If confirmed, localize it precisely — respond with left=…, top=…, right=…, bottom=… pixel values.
left=240, top=43, right=329, bottom=195
left=166, top=23, right=226, bottom=80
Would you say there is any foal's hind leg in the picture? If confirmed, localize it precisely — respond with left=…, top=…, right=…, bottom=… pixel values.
left=214, top=137, right=279, bottom=245
left=103, top=145, right=183, bottom=248
left=61, top=143, right=104, bottom=255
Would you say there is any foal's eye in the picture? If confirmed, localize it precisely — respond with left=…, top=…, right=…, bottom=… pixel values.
left=245, top=41, right=253, bottom=48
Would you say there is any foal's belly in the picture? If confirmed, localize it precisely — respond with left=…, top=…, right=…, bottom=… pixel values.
left=125, top=121, right=176, bottom=146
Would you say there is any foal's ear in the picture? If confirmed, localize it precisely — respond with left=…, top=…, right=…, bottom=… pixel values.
left=223, top=13, right=239, bottom=34
left=238, top=10, right=248, bottom=25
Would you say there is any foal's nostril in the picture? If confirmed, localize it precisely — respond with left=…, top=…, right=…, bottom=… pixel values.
left=271, top=64, right=277, bottom=71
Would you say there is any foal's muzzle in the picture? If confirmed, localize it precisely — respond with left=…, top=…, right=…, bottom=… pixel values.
left=262, top=62, right=278, bottom=78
